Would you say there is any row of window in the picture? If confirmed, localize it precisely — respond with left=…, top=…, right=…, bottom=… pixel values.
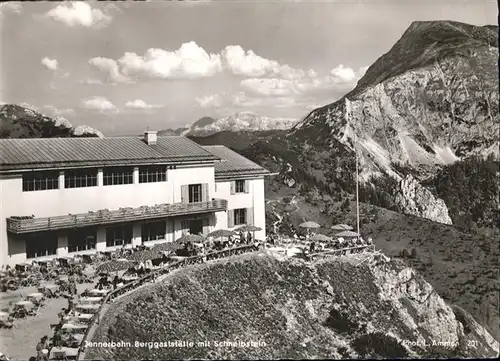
left=22, top=166, right=168, bottom=192
left=24, top=209, right=253, bottom=259
left=26, top=222, right=168, bottom=258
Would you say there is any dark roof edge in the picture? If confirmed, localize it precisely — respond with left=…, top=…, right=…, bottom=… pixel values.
left=0, top=158, right=218, bottom=173
left=214, top=170, right=270, bottom=181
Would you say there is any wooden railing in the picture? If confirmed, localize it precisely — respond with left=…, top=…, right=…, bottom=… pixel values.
left=7, top=199, right=228, bottom=234
left=77, top=243, right=260, bottom=360
left=309, top=244, right=376, bottom=259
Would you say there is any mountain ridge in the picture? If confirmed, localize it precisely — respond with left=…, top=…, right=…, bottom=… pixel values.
left=159, top=112, right=298, bottom=137
left=0, top=104, right=104, bottom=138
left=291, top=21, right=499, bottom=174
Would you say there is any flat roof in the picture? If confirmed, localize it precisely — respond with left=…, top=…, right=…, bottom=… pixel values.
left=202, top=145, right=270, bottom=179
left=0, top=136, right=220, bottom=171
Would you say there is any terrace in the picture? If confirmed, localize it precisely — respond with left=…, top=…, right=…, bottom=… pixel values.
left=6, top=199, right=228, bottom=234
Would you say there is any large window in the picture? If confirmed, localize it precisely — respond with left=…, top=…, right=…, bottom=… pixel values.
left=68, top=228, right=97, bottom=252
left=141, top=221, right=166, bottom=242
left=106, top=225, right=133, bottom=247
left=234, top=208, right=247, bottom=226
left=65, top=168, right=98, bottom=188
left=103, top=167, right=134, bottom=186
left=139, top=166, right=167, bottom=183
left=189, top=184, right=202, bottom=203
left=235, top=180, right=245, bottom=193
left=22, top=171, right=59, bottom=192
left=181, top=219, right=204, bottom=235
left=26, top=234, right=58, bottom=259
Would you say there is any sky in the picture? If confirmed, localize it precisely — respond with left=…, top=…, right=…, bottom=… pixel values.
left=0, top=0, right=497, bottom=136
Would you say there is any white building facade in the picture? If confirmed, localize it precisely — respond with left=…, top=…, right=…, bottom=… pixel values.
left=0, top=133, right=269, bottom=266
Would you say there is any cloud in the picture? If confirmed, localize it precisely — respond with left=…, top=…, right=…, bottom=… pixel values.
left=85, top=41, right=368, bottom=110
left=330, top=64, right=357, bottom=82
left=81, top=96, right=117, bottom=112
left=197, top=92, right=296, bottom=109
left=41, top=57, right=58, bottom=71
left=305, top=103, right=324, bottom=111
left=0, top=2, right=22, bottom=15
left=46, top=2, right=111, bottom=28
left=196, top=94, right=225, bottom=109
left=88, top=42, right=313, bottom=83
left=118, top=42, right=222, bottom=79
left=43, top=105, right=75, bottom=116
left=89, top=57, right=130, bottom=83
left=89, top=42, right=222, bottom=82
left=221, top=45, right=306, bottom=80
left=232, top=92, right=296, bottom=108
left=80, top=79, right=105, bottom=85
left=124, top=99, right=163, bottom=109
left=241, top=65, right=368, bottom=97
left=241, top=78, right=300, bottom=97
left=19, top=102, right=40, bottom=112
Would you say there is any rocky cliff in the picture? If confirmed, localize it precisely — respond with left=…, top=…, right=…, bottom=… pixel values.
left=87, top=252, right=498, bottom=360
left=394, top=175, right=452, bottom=224
left=0, top=104, right=104, bottom=138
left=286, top=21, right=498, bottom=223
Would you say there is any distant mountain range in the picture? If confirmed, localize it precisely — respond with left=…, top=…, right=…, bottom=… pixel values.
left=0, top=104, right=103, bottom=138
left=159, top=112, right=298, bottom=137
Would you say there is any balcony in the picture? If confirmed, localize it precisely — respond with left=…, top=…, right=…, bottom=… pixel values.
left=6, top=199, right=228, bottom=234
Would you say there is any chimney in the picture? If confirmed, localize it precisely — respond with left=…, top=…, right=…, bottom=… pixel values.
left=144, top=131, right=157, bottom=145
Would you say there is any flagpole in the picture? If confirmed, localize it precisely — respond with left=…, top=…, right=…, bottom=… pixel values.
left=355, top=147, right=360, bottom=236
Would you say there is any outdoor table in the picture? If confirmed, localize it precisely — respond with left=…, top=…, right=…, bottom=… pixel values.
left=49, top=346, right=78, bottom=360
left=79, top=296, right=103, bottom=305
left=15, top=300, right=34, bottom=307
left=27, top=292, right=44, bottom=300
left=0, top=311, right=11, bottom=324
left=121, top=275, right=138, bottom=282
left=87, top=289, right=109, bottom=296
left=61, top=323, right=88, bottom=332
left=75, top=304, right=99, bottom=314
left=77, top=313, right=94, bottom=323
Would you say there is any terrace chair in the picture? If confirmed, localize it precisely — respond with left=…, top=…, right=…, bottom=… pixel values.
left=52, top=349, right=68, bottom=360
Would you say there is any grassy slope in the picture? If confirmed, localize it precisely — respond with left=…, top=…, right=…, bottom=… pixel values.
left=87, top=253, right=497, bottom=360
left=188, top=130, right=288, bottom=152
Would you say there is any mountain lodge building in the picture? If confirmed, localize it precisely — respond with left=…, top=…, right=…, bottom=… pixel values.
left=0, top=132, right=269, bottom=266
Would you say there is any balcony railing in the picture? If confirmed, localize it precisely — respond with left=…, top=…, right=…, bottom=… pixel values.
left=6, top=199, right=228, bottom=234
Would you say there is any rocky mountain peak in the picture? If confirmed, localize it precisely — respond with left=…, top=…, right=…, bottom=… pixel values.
left=191, top=116, right=216, bottom=129
left=352, top=20, right=498, bottom=96
left=287, top=20, right=498, bottom=224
